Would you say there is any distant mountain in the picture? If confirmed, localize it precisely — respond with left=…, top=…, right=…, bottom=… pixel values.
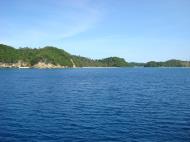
left=128, top=62, right=145, bottom=67
left=0, top=44, right=128, bottom=68
left=144, top=60, right=190, bottom=67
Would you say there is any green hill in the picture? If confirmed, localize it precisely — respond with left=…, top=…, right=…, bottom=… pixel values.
left=98, top=57, right=128, bottom=67
left=0, top=44, right=128, bottom=68
left=18, top=47, right=73, bottom=66
left=1, top=44, right=189, bottom=68
left=0, top=44, right=19, bottom=63
left=144, top=59, right=190, bottom=67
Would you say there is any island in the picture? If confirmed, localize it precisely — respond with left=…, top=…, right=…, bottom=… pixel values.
left=0, top=44, right=128, bottom=68
left=0, top=44, right=189, bottom=68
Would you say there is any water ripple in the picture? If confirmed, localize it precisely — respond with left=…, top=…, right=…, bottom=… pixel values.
left=0, top=68, right=190, bottom=142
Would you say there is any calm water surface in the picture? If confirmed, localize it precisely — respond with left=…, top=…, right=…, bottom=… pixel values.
left=0, top=68, right=190, bottom=142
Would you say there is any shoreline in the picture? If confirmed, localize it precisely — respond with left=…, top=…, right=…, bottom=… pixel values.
left=0, top=66, right=190, bottom=69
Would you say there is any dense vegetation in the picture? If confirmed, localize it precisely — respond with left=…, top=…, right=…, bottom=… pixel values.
left=98, top=57, right=128, bottom=67
left=0, top=44, right=128, bottom=67
left=1, top=44, right=189, bottom=67
left=127, top=62, right=145, bottom=67
left=144, top=60, right=190, bottom=67
left=0, top=44, right=19, bottom=63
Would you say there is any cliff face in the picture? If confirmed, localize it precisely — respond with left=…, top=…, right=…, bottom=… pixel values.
left=0, top=61, right=66, bottom=68
left=33, top=62, right=66, bottom=68
left=70, top=59, right=76, bottom=68
left=0, top=61, right=29, bottom=68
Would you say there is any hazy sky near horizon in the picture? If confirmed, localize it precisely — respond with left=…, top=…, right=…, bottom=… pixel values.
left=1, top=0, right=190, bottom=62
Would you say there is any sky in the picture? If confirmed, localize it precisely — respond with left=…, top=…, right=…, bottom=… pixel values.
left=1, top=0, right=190, bottom=62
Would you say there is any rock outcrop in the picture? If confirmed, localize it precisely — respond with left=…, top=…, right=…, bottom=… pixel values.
left=70, top=59, right=76, bottom=68
left=33, top=62, right=66, bottom=68
left=0, top=61, right=66, bottom=69
left=0, top=61, right=29, bottom=68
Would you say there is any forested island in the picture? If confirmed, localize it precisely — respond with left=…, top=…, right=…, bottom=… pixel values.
left=0, top=44, right=189, bottom=68
left=0, top=44, right=128, bottom=68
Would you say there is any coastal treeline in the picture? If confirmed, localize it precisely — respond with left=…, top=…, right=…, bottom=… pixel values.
left=0, top=44, right=189, bottom=67
left=0, top=44, right=128, bottom=67
left=144, top=60, right=190, bottom=67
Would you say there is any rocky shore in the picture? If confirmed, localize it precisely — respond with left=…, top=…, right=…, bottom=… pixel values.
left=0, top=61, right=67, bottom=69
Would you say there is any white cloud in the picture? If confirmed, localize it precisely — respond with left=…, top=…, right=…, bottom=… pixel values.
left=0, top=0, right=104, bottom=47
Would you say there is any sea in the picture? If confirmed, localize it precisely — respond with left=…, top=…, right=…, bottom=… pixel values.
left=0, top=68, right=190, bottom=142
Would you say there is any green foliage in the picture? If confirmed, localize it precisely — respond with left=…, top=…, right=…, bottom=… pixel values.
left=36, top=47, right=72, bottom=66
left=0, top=44, right=128, bottom=67
left=163, top=60, right=184, bottom=67
left=144, top=60, right=190, bottom=67
left=144, top=61, right=162, bottom=67
left=1, top=44, right=189, bottom=67
left=18, top=48, right=38, bottom=65
left=72, top=55, right=102, bottom=67
left=0, top=44, right=19, bottom=63
left=72, top=56, right=128, bottom=67
left=99, top=57, right=128, bottom=67
left=1, top=44, right=190, bottom=68
left=0, top=44, right=73, bottom=67
left=128, top=62, right=145, bottom=67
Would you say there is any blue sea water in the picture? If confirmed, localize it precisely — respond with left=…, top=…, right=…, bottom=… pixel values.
left=0, top=68, right=190, bottom=142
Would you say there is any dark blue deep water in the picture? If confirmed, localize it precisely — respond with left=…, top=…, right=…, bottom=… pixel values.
left=0, top=68, right=190, bottom=142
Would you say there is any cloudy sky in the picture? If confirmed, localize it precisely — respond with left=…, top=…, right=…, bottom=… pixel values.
left=1, top=0, right=190, bottom=62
